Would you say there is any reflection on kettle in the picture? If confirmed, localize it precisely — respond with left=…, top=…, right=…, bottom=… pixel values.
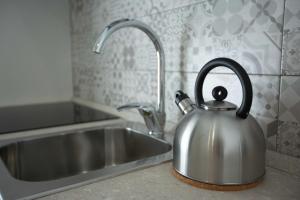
left=173, top=58, right=266, bottom=190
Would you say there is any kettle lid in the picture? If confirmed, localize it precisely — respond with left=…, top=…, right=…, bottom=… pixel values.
left=200, top=86, right=237, bottom=111
left=200, top=100, right=237, bottom=111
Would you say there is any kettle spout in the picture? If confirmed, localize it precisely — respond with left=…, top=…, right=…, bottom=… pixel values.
left=175, top=90, right=195, bottom=115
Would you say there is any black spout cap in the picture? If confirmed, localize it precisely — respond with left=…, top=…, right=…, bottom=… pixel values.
left=175, top=90, right=190, bottom=105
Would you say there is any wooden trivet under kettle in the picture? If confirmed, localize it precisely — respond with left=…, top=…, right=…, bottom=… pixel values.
left=172, top=58, right=266, bottom=191
left=172, top=168, right=263, bottom=191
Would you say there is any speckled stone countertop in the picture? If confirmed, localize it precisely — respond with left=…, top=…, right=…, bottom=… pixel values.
left=39, top=162, right=300, bottom=200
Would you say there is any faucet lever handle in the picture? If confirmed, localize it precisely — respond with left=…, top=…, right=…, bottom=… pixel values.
left=117, top=102, right=163, bottom=138
left=117, top=103, right=154, bottom=113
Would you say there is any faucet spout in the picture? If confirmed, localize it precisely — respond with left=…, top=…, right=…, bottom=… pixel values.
left=93, top=28, right=110, bottom=54
left=93, top=18, right=165, bottom=130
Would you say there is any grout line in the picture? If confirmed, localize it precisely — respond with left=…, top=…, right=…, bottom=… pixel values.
left=276, top=0, right=288, bottom=152
left=165, top=71, right=300, bottom=77
left=90, top=67, right=300, bottom=77
left=165, top=70, right=286, bottom=77
left=279, top=74, right=300, bottom=77
left=165, top=70, right=282, bottom=76
left=276, top=77, right=281, bottom=152
left=76, top=64, right=300, bottom=77
left=68, top=0, right=76, bottom=98
left=280, top=0, right=287, bottom=76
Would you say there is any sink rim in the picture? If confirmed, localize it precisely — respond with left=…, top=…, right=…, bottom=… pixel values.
left=0, top=125, right=169, bottom=148
left=0, top=120, right=169, bottom=147
left=0, top=120, right=173, bottom=200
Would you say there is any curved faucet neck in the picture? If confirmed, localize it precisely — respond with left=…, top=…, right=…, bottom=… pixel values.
left=93, top=19, right=165, bottom=128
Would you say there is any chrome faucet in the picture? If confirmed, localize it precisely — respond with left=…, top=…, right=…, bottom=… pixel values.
left=93, top=19, right=165, bottom=138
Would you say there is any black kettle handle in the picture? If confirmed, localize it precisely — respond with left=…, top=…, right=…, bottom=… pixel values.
left=194, top=58, right=253, bottom=119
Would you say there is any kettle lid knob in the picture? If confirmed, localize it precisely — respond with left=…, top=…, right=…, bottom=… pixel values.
left=212, top=86, right=227, bottom=101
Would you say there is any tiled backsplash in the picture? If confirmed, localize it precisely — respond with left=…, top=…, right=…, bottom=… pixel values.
left=70, top=0, right=300, bottom=160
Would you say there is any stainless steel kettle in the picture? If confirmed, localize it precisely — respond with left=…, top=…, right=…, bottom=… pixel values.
left=173, top=58, right=266, bottom=185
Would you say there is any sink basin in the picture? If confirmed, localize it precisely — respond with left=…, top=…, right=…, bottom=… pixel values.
left=0, top=121, right=172, bottom=199
left=0, top=127, right=171, bottom=182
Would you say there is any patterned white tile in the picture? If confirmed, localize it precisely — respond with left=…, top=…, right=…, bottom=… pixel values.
left=70, top=0, right=208, bottom=25
left=90, top=0, right=207, bottom=21
left=142, top=0, right=284, bottom=74
left=282, top=30, right=300, bottom=75
left=284, top=0, right=300, bottom=32
left=71, top=0, right=285, bottom=75
left=277, top=76, right=300, bottom=158
left=74, top=67, right=157, bottom=108
left=256, top=116, right=278, bottom=151
left=281, top=0, right=300, bottom=75
left=279, top=76, right=300, bottom=123
left=278, top=121, right=300, bottom=158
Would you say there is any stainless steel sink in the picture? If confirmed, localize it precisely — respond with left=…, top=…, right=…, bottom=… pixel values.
left=0, top=121, right=172, bottom=199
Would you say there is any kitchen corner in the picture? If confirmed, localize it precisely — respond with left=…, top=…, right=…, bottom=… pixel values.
left=1, top=0, right=300, bottom=199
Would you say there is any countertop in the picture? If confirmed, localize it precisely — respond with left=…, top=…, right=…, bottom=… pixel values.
left=39, top=162, right=300, bottom=200
left=1, top=100, right=299, bottom=200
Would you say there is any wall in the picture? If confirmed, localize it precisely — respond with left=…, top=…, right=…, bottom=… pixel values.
left=70, top=0, right=300, bottom=165
left=0, top=0, right=73, bottom=106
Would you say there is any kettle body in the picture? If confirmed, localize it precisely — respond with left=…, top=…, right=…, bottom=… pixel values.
left=174, top=109, right=265, bottom=185
left=173, top=58, right=266, bottom=185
